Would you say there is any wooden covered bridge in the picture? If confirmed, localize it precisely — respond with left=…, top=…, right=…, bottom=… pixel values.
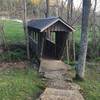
left=27, top=18, right=84, bottom=100
left=27, top=17, right=74, bottom=60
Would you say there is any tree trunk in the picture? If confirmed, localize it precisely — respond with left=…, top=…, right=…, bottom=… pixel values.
left=70, top=0, right=73, bottom=24
left=45, top=0, right=49, bottom=17
left=66, top=0, right=71, bottom=63
left=72, top=32, right=76, bottom=61
left=70, top=0, right=76, bottom=61
left=76, top=0, right=91, bottom=80
left=56, top=0, right=59, bottom=17
left=67, top=0, right=71, bottom=23
left=23, top=0, right=30, bottom=60
left=67, top=0, right=75, bottom=62
left=92, top=0, right=97, bottom=56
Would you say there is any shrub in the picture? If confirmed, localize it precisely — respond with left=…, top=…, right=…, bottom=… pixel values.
left=94, top=57, right=100, bottom=62
left=0, top=48, right=27, bottom=62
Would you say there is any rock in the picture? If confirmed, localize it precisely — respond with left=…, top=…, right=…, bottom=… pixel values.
left=64, top=77, right=73, bottom=82
left=44, top=71, right=64, bottom=80
left=47, top=80, right=81, bottom=90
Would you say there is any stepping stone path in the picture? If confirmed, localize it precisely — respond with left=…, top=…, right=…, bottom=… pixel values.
left=38, top=59, right=84, bottom=100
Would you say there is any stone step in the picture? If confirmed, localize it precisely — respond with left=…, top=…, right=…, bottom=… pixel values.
left=39, top=88, right=84, bottom=100
left=39, top=59, right=68, bottom=73
left=38, top=58, right=84, bottom=100
left=47, top=80, right=81, bottom=90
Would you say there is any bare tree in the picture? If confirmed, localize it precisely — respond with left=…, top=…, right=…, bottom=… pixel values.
left=0, top=22, right=7, bottom=48
left=45, top=0, right=49, bottom=17
left=23, top=0, right=30, bottom=59
left=76, top=0, right=91, bottom=80
left=70, top=0, right=76, bottom=62
left=66, top=0, right=74, bottom=63
left=66, top=0, right=71, bottom=64
left=92, top=0, right=97, bottom=54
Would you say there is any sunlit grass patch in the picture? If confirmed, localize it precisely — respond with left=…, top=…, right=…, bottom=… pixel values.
left=0, top=19, right=25, bottom=44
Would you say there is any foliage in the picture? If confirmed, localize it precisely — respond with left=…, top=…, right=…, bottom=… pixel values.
left=94, top=57, right=100, bottom=62
left=64, top=60, right=76, bottom=66
left=0, top=68, right=45, bottom=100
left=75, top=41, right=100, bottom=61
left=73, top=25, right=100, bottom=60
left=74, top=25, right=100, bottom=43
left=0, top=48, right=27, bottom=62
left=31, top=0, right=41, bottom=5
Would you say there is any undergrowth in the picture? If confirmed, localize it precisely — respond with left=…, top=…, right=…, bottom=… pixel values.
left=0, top=48, right=27, bottom=62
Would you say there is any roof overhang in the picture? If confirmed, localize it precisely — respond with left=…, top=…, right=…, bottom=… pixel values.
left=28, top=17, right=75, bottom=33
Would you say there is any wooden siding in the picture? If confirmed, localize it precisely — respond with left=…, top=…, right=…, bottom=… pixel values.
left=44, top=21, right=70, bottom=33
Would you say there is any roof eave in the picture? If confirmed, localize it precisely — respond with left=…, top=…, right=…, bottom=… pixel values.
left=59, top=18, right=75, bottom=31
left=40, top=19, right=59, bottom=32
left=40, top=18, right=75, bottom=32
left=28, top=26, right=41, bottom=32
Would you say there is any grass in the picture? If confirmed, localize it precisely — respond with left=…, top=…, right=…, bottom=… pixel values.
left=0, top=19, right=25, bottom=44
left=74, top=25, right=100, bottom=43
left=0, top=67, right=45, bottom=100
left=77, top=65, right=100, bottom=100
left=69, top=64, right=100, bottom=100
left=77, top=79, right=100, bottom=100
left=0, top=19, right=45, bottom=100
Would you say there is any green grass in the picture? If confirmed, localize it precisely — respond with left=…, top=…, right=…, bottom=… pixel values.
left=74, top=25, right=100, bottom=43
left=74, top=65, right=100, bottom=100
left=0, top=19, right=25, bottom=44
left=77, top=80, right=100, bottom=100
left=0, top=68, right=45, bottom=100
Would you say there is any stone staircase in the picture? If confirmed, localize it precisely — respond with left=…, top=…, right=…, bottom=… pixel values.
left=37, top=59, right=84, bottom=100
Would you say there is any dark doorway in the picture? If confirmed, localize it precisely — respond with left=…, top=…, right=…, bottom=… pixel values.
left=43, top=31, right=66, bottom=59
left=56, top=31, right=66, bottom=59
left=43, top=32, right=56, bottom=59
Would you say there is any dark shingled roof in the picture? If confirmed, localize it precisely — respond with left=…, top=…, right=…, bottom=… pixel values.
left=28, top=17, right=74, bottom=32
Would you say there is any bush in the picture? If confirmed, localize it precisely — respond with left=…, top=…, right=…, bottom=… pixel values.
left=64, top=60, right=76, bottom=66
left=0, top=48, right=27, bottom=62
left=94, top=57, right=100, bottom=62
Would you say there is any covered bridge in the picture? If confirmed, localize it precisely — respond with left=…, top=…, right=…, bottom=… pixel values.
left=27, top=17, right=74, bottom=60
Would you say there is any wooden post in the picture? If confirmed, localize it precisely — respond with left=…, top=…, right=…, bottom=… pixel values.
left=40, top=33, right=45, bottom=58
left=66, top=40, right=69, bottom=64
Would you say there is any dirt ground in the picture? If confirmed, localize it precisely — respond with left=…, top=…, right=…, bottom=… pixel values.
left=0, top=61, right=28, bottom=70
